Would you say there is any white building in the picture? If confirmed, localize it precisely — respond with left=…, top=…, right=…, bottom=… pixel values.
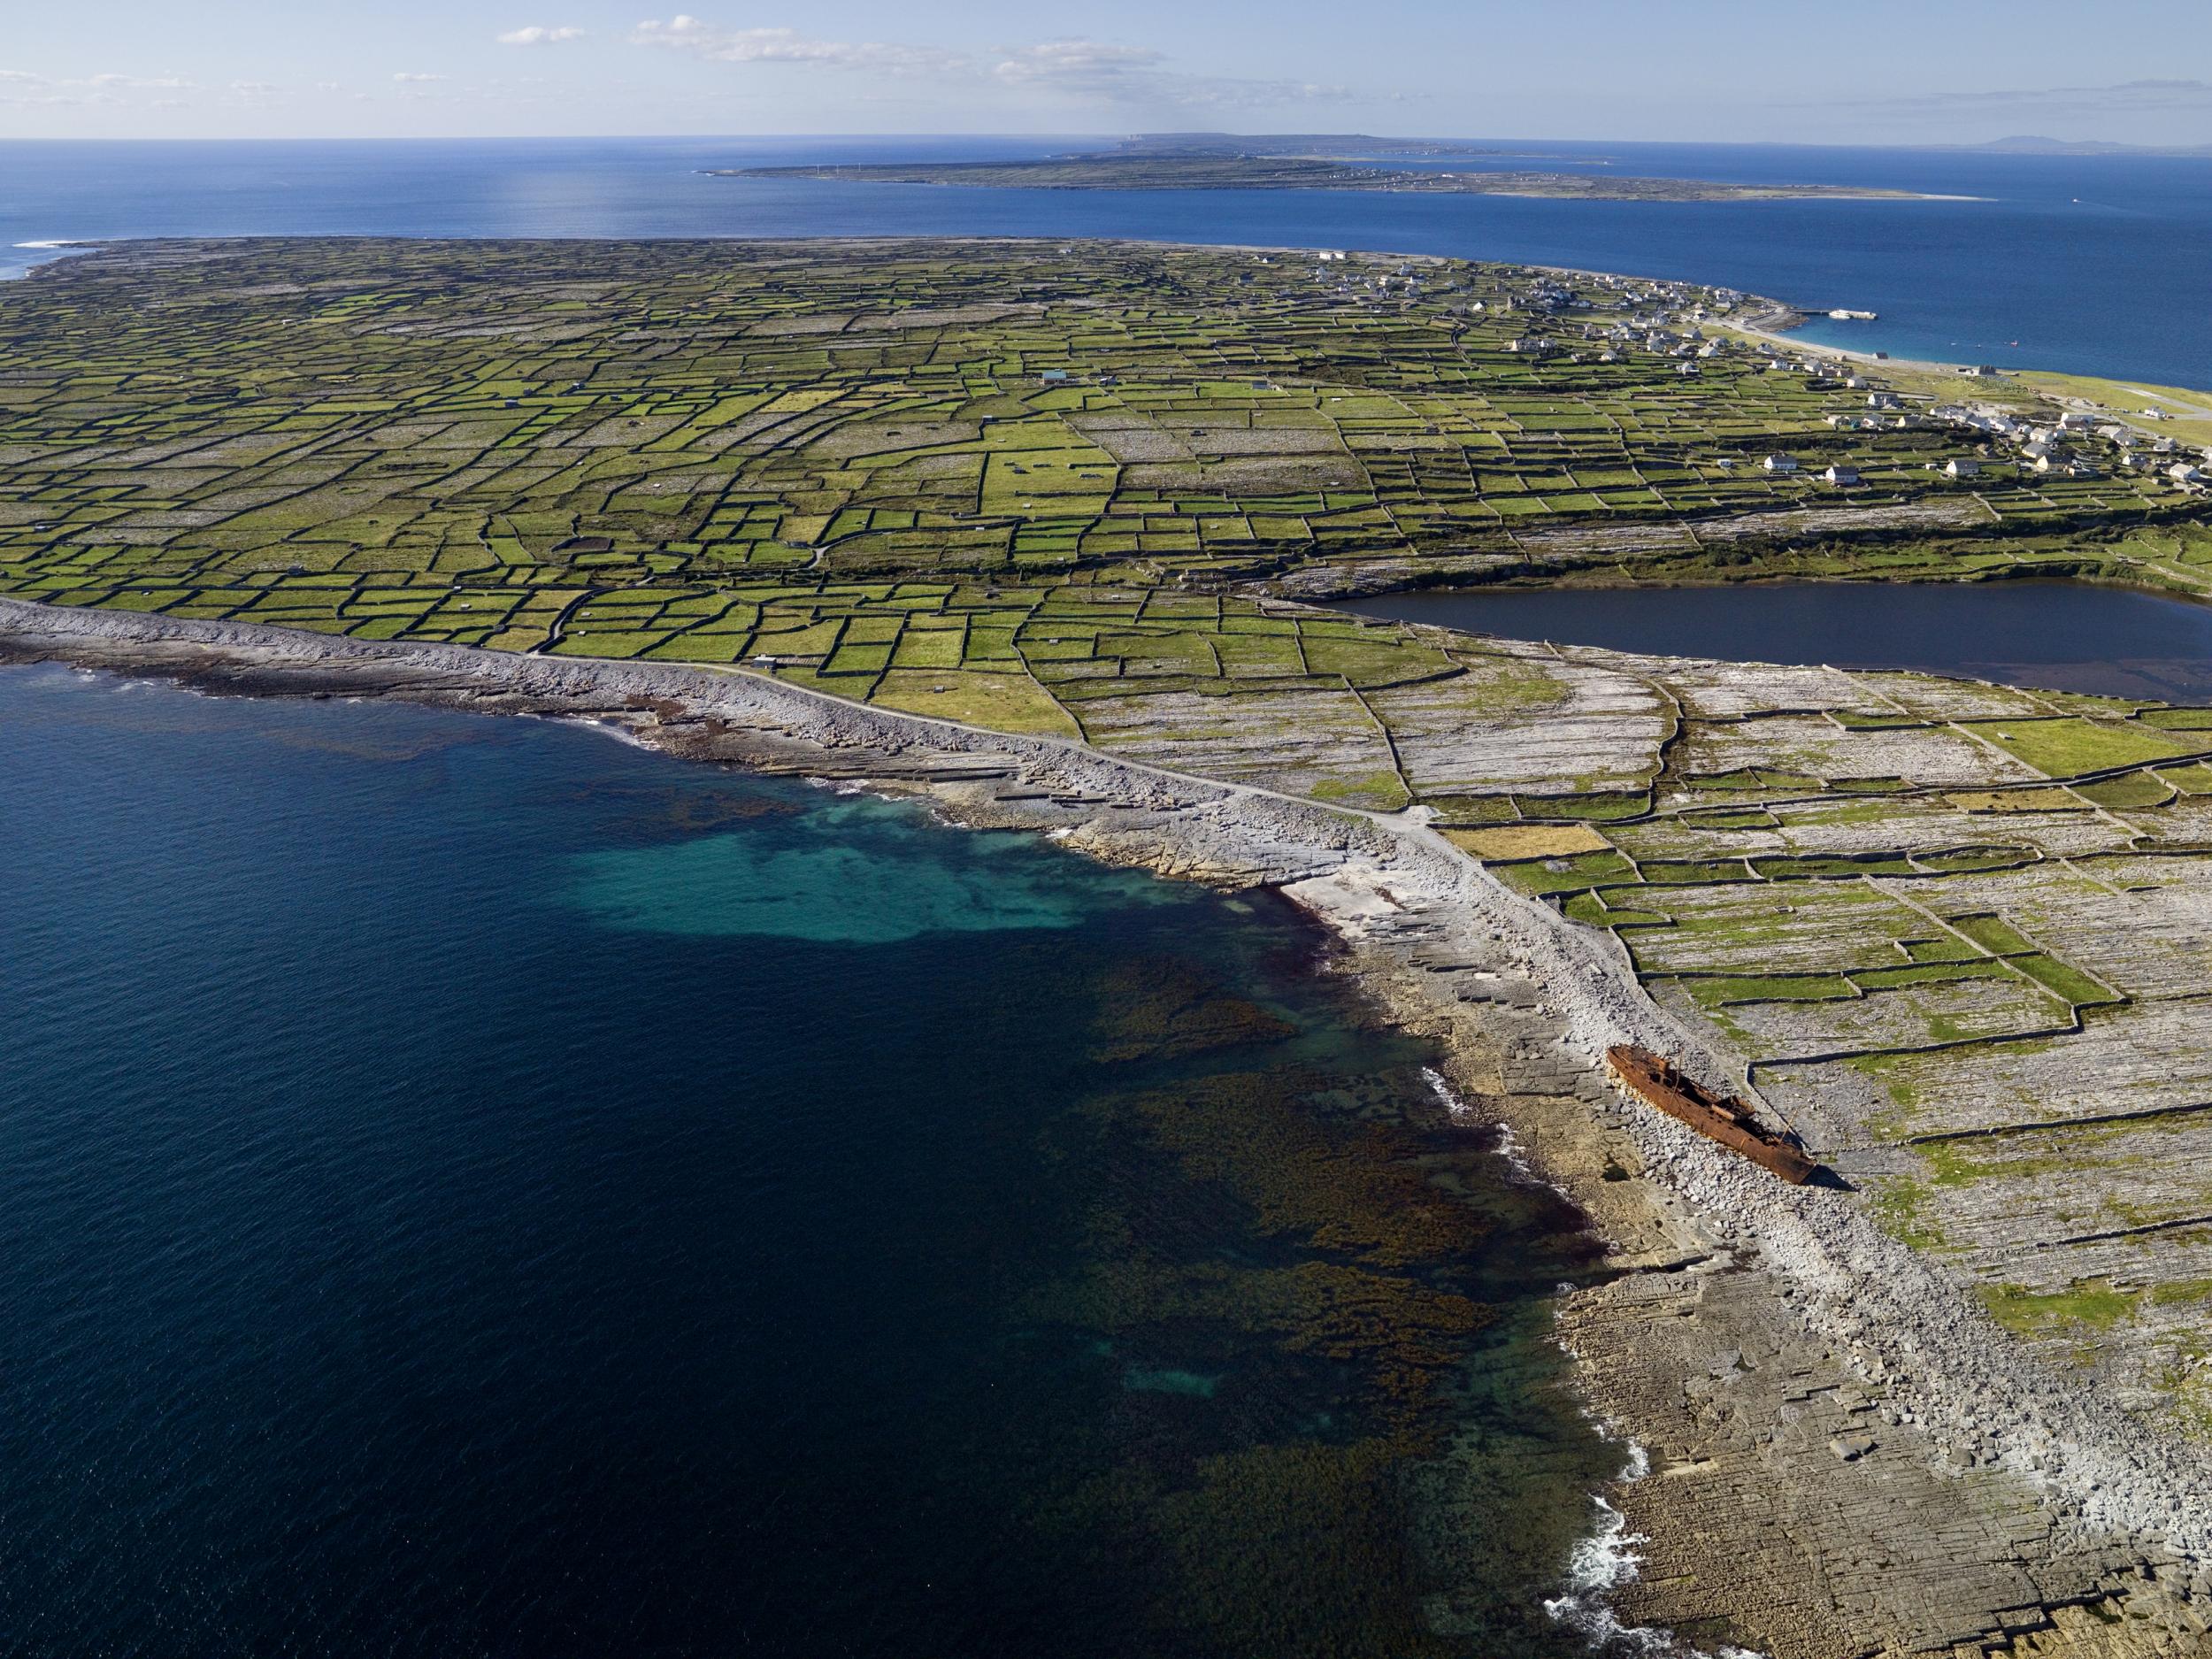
left=1761, top=454, right=1800, bottom=473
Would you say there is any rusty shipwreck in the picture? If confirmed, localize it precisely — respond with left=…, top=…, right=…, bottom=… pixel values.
left=1605, top=1045, right=1820, bottom=1186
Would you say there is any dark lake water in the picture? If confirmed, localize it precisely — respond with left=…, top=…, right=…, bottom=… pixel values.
left=4, top=136, right=2210, bottom=388
left=0, top=664, right=1618, bottom=1656
left=1338, top=580, right=2212, bottom=702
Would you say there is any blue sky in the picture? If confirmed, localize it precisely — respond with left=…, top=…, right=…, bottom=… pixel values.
left=4, top=0, right=2210, bottom=144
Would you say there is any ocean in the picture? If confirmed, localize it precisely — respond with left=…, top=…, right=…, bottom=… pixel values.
left=4, top=135, right=2209, bottom=387
left=0, top=664, right=1616, bottom=1655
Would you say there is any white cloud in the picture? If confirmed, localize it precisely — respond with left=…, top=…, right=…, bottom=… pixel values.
left=627, top=19, right=1353, bottom=109
left=0, top=68, right=197, bottom=104
left=991, top=40, right=1166, bottom=84
left=497, top=25, right=587, bottom=46
left=630, top=18, right=963, bottom=76
left=392, top=72, right=446, bottom=83
left=991, top=38, right=1346, bottom=110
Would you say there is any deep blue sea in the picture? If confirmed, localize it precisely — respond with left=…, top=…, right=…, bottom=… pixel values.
left=4, top=134, right=2208, bottom=386
left=0, top=664, right=1616, bottom=1655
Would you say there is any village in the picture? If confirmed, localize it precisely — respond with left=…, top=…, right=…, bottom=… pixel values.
left=1300, top=248, right=2211, bottom=502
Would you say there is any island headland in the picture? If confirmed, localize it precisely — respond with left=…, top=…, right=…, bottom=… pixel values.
left=712, top=137, right=1960, bottom=203
left=5, top=235, right=2212, bottom=1654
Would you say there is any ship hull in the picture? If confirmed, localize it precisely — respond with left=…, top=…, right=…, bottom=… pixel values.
left=1605, top=1046, right=1818, bottom=1185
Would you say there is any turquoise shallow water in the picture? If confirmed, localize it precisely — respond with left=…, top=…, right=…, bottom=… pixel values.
left=0, top=664, right=1618, bottom=1656
left=563, top=795, right=1168, bottom=942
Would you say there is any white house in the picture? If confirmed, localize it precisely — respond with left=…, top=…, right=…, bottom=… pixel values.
left=1761, top=454, right=1800, bottom=473
left=1945, top=457, right=1982, bottom=479
left=1823, top=465, right=1861, bottom=486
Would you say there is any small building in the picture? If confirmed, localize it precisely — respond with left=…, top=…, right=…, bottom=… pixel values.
left=1677, top=361, right=1701, bottom=376
left=1823, top=465, right=1861, bottom=486
left=2036, top=455, right=2098, bottom=478
left=2170, top=462, right=2208, bottom=486
left=1945, top=457, right=1982, bottom=479
left=1039, top=369, right=1071, bottom=386
left=1966, top=365, right=2001, bottom=377
left=1867, top=392, right=1901, bottom=410
left=1761, top=453, right=1800, bottom=474
left=2055, top=411, right=2095, bottom=432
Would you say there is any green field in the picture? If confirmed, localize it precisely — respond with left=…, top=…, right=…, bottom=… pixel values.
left=2, top=235, right=2200, bottom=741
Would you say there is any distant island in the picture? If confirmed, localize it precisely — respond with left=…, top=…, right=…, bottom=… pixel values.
left=1954, top=134, right=2212, bottom=157
left=711, top=142, right=1948, bottom=202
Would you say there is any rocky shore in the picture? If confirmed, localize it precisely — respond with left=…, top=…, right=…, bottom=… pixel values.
left=5, top=594, right=2208, bottom=1656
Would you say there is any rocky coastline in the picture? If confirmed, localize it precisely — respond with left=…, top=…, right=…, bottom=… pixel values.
left=5, top=593, right=2208, bottom=1657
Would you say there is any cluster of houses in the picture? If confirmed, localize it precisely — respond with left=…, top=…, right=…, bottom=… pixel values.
left=1924, top=402, right=2212, bottom=488
left=1751, top=391, right=2212, bottom=493
left=1756, top=452, right=1864, bottom=487
left=1277, top=257, right=2212, bottom=498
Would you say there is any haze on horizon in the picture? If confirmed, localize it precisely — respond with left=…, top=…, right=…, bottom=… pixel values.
left=4, top=0, right=2210, bottom=150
